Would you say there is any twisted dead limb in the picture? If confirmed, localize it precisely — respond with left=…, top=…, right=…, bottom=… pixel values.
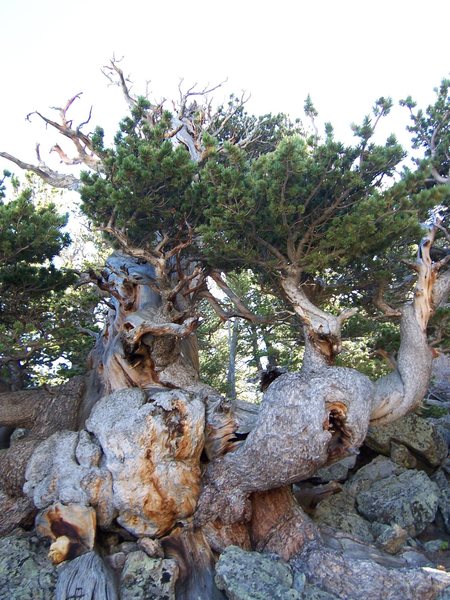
left=371, top=221, right=450, bottom=425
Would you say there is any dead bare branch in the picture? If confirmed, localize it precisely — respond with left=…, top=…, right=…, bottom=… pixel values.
left=0, top=151, right=80, bottom=190
left=123, top=315, right=199, bottom=346
left=102, top=57, right=137, bottom=110
left=209, top=271, right=269, bottom=324
left=373, top=283, right=402, bottom=318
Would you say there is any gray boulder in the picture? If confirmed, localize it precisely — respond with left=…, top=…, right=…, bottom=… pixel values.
left=366, top=413, right=448, bottom=467
left=432, top=469, right=450, bottom=534
left=371, top=523, right=408, bottom=554
left=429, top=414, right=450, bottom=447
left=301, top=584, right=340, bottom=599
left=314, top=489, right=374, bottom=543
left=120, top=551, right=179, bottom=600
left=314, top=455, right=357, bottom=482
left=345, top=455, right=404, bottom=497
left=356, top=469, right=440, bottom=536
left=215, top=545, right=301, bottom=599
left=0, top=532, right=57, bottom=600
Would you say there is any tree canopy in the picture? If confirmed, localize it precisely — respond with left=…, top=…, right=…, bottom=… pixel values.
left=0, top=174, right=98, bottom=388
left=0, top=63, right=449, bottom=387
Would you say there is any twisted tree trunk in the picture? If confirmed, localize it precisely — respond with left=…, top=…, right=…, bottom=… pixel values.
left=1, top=223, right=449, bottom=598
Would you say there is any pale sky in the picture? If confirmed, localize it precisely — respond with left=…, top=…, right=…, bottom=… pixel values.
left=1, top=0, right=449, bottom=175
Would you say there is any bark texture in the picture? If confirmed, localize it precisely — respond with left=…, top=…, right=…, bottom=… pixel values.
left=90, top=252, right=200, bottom=394
left=0, top=376, right=85, bottom=535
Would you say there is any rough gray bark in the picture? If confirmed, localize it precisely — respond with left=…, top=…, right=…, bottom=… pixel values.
left=88, top=252, right=200, bottom=394
left=196, top=364, right=373, bottom=526
left=56, top=552, right=117, bottom=600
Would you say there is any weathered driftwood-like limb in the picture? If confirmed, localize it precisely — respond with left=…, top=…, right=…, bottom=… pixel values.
left=0, top=151, right=81, bottom=190
left=162, top=527, right=226, bottom=600
left=209, top=271, right=270, bottom=324
left=123, top=314, right=198, bottom=345
left=371, top=223, right=449, bottom=425
left=0, top=387, right=47, bottom=429
left=1, top=93, right=103, bottom=192
left=373, top=281, right=402, bottom=318
left=56, top=551, right=118, bottom=600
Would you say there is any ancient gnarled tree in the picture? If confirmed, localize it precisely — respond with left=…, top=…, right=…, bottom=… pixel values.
left=1, top=62, right=450, bottom=598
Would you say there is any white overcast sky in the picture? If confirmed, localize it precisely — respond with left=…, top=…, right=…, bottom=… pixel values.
left=1, top=0, right=449, bottom=175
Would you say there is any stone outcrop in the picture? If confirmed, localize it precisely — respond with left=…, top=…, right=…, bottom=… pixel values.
left=0, top=531, right=57, bottom=600
left=214, top=545, right=302, bottom=599
left=366, top=413, right=448, bottom=467
left=120, top=551, right=179, bottom=600
left=355, top=468, right=440, bottom=536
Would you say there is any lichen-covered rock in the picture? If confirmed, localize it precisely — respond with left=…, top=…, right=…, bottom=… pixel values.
left=314, top=490, right=374, bottom=543
left=423, top=539, right=449, bottom=553
left=120, top=551, right=178, bottom=600
left=432, top=469, right=450, bottom=534
left=430, top=354, right=450, bottom=402
left=0, top=532, right=57, bottom=599
left=429, top=414, right=450, bottom=446
left=314, top=455, right=357, bottom=483
left=292, top=543, right=450, bottom=600
left=215, top=545, right=301, bottom=600
left=366, top=413, right=448, bottom=467
left=389, top=441, right=418, bottom=469
left=356, top=469, right=439, bottom=536
left=371, top=523, right=408, bottom=554
left=345, top=456, right=405, bottom=497
left=86, top=388, right=204, bottom=537
left=301, top=584, right=340, bottom=600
